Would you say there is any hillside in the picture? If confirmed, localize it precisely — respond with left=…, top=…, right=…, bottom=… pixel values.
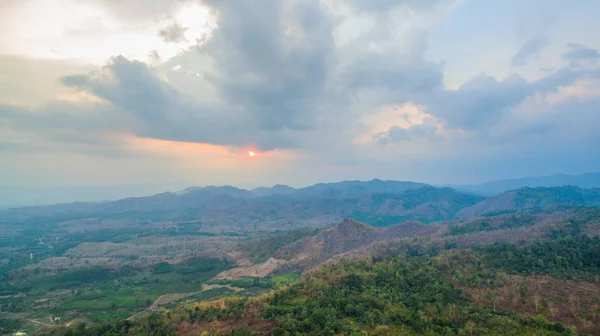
left=3, top=204, right=600, bottom=334
left=273, top=219, right=437, bottom=269
left=49, top=250, right=591, bottom=335
left=43, top=207, right=600, bottom=335
left=456, top=186, right=600, bottom=218
left=350, top=186, right=484, bottom=225
left=213, top=219, right=438, bottom=278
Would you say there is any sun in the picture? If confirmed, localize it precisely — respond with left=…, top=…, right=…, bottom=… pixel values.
left=248, top=150, right=256, bottom=157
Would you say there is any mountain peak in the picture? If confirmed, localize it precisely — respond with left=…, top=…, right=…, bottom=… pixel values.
left=334, top=218, right=377, bottom=234
left=251, top=184, right=295, bottom=197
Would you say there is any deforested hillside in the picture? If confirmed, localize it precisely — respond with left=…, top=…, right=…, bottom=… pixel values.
left=272, top=218, right=438, bottom=270
left=274, top=219, right=380, bottom=261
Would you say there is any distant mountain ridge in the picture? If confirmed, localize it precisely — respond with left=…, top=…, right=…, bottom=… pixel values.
left=3, top=173, right=600, bottom=208
left=0, top=182, right=479, bottom=230
left=288, top=179, right=428, bottom=199
left=251, top=184, right=296, bottom=197
left=3, top=180, right=600, bottom=233
left=451, top=173, right=600, bottom=195
left=456, top=186, right=600, bottom=218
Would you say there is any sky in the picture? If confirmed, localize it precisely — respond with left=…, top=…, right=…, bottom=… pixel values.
left=1, top=0, right=600, bottom=190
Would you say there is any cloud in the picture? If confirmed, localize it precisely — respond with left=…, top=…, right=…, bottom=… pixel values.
left=418, top=65, right=600, bottom=133
left=564, top=43, right=600, bottom=64
left=374, top=119, right=439, bottom=144
left=0, top=0, right=216, bottom=64
left=51, top=0, right=351, bottom=152
left=511, top=37, right=547, bottom=67
left=10, top=1, right=600, bottom=151
left=158, top=21, right=189, bottom=43
left=2, top=0, right=600, bottom=188
left=13, top=0, right=600, bottom=156
left=342, top=0, right=448, bottom=13
left=55, top=0, right=341, bottom=151
left=201, top=0, right=337, bottom=131
left=339, top=44, right=443, bottom=105
left=420, top=74, right=531, bottom=130
left=60, top=56, right=293, bottom=150
left=87, top=0, right=184, bottom=22
left=1, top=0, right=452, bottom=157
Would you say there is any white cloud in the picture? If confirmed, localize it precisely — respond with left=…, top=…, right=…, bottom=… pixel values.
left=0, top=0, right=216, bottom=64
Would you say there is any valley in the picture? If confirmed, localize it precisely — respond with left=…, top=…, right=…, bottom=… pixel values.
left=1, top=180, right=600, bottom=335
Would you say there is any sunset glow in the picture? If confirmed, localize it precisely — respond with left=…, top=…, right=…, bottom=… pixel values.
left=248, top=151, right=256, bottom=157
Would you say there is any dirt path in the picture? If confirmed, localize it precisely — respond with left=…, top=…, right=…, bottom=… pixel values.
left=127, top=295, right=177, bottom=320
left=148, top=294, right=169, bottom=311
left=128, top=284, right=244, bottom=320
left=201, top=284, right=244, bottom=292
left=213, top=257, right=286, bottom=280
left=27, top=319, right=54, bottom=327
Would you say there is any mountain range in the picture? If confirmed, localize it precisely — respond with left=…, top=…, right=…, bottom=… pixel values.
left=3, top=179, right=600, bottom=233
left=3, top=172, right=600, bottom=209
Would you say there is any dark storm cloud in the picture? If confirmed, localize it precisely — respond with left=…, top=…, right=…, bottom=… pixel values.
left=511, top=37, right=547, bottom=67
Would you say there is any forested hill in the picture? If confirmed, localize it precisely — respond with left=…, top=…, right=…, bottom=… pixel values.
left=47, top=247, right=595, bottom=335
left=40, top=208, right=600, bottom=335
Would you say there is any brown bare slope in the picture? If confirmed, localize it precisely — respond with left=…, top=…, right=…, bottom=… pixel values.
left=274, top=218, right=435, bottom=270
